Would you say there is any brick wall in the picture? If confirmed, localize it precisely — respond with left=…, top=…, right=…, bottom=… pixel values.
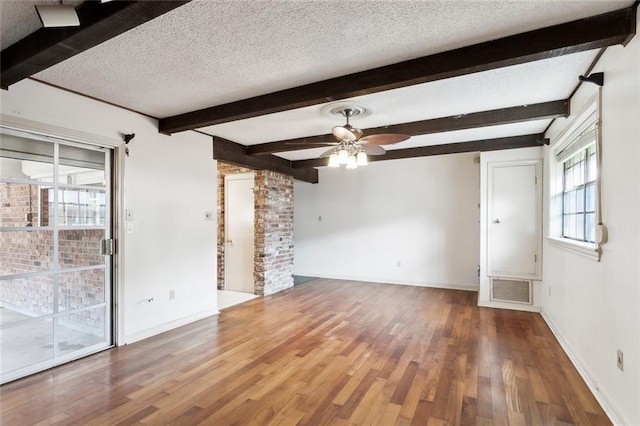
left=0, top=182, right=40, bottom=227
left=0, top=229, right=105, bottom=331
left=255, top=170, right=294, bottom=295
left=217, top=162, right=294, bottom=296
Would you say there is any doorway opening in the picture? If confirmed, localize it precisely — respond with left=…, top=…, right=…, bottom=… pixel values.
left=216, top=162, right=295, bottom=299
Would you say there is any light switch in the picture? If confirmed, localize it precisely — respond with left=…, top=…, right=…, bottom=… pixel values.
left=125, top=209, right=133, bottom=221
left=126, top=222, right=134, bottom=234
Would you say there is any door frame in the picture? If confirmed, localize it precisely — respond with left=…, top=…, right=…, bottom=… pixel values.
left=0, top=114, right=125, bottom=349
left=223, top=172, right=255, bottom=293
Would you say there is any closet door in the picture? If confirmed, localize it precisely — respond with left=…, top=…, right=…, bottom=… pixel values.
left=487, top=160, right=541, bottom=279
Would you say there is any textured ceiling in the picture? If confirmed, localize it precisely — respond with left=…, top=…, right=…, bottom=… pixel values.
left=28, top=0, right=630, bottom=118
left=0, top=0, right=634, bottom=165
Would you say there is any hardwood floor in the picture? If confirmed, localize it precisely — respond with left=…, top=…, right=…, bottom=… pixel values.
left=0, top=279, right=610, bottom=425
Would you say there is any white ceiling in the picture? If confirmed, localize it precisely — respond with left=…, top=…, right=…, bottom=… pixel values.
left=0, top=0, right=634, bottom=164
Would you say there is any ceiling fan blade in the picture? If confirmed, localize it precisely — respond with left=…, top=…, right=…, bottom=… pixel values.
left=285, top=141, right=338, bottom=146
left=320, top=147, right=337, bottom=157
left=362, top=144, right=386, bottom=156
left=360, top=134, right=410, bottom=146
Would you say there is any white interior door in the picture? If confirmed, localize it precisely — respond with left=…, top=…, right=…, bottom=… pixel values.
left=225, top=173, right=255, bottom=293
left=488, top=161, right=540, bottom=278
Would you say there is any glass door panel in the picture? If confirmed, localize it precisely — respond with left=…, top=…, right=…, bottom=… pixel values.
left=0, top=128, right=112, bottom=384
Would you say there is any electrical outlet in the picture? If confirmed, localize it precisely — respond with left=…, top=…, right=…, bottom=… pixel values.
left=617, top=349, right=624, bottom=371
left=169, top=289, right=175, bottom=300
left=125, top=209, right=133, bottom=221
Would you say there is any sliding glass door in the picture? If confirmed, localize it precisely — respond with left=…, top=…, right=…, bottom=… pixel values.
left=0, top=127, right=113, bottom=384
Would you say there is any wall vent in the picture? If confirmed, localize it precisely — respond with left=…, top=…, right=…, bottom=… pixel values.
left=491, top=278, right=532, bottom=304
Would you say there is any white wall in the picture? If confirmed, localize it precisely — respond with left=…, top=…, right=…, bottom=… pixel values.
left=478, top=147, right=543, bottom=311
left=294, top=153, right=480, bottom=290
left=542, top=15, right=640, bottom=425
left=1, top=79, right=218, bottom=345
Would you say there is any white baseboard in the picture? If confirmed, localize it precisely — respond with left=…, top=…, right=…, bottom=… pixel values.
left=540, top=310, right=628, bottom=426
left=293, top=272, right=478, bottom=292
left=478, top=300, right=541, bottom=312
left=123, top=308, right=219, bottom=345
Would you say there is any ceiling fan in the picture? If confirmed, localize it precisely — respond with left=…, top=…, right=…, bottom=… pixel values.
left=319, top=108, right=410, bottom=168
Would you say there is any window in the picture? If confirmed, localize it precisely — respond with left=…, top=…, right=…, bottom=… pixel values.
left=45, top=188, right=106, bottom=226
left=561, top=132, right=596, bottom=243
left=547, top=94, right=603, bottom=260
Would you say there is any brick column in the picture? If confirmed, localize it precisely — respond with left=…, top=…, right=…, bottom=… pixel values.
left=216, top=162, right=294, bottom=296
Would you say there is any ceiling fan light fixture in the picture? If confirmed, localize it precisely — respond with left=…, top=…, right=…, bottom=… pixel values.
left=328, top=153, right=340, bottom=167
left=35, top=4, right=80, bottom=28
left=320, top=104, right=404, bottom=169
left=356, top=151, right=368, bottom=166
left=346, top=155, right=357, bottom=169
left=337, top=148, right=349, bottom=165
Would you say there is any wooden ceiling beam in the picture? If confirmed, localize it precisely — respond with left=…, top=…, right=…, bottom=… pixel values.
left=291, top=134, right=548, bottom=169
left=158, top=3, right=637, bottom=134
left=213, top=136, right=318, bottom=183
left=247, top=100, right=567, bottom=155
left=1, top=1, right=190, bottom=89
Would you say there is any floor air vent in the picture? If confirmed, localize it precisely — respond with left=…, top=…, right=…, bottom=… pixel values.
left=491, top=278, right=532, bottom=304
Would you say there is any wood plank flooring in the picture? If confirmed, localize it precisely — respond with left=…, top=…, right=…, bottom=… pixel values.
left=0, top=279, right=611, bottom=425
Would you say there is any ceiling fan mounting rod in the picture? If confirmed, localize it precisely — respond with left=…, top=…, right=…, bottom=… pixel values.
left=342, top=108, right=354, bottom=126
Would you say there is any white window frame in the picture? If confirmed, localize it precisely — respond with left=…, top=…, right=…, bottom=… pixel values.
left=547, top=93, right=603, bottom=261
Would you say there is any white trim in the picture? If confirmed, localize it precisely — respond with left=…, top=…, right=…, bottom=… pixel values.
left=478, top=300, right=540, bottom=312
left=122, top=308, right=219, bottom=345
left=547, top=92, right=604, bottom=259
left=0, top=264, right=106, bottom=282
left=292, top=272, right=479, bottom=292
left=540, top=311, right=628, bottom=426
left=1, top=114, right=123, bottom=148
left=0, top=225, right=107, bottom=232
left=225, top=172, right=255, bottom=182
left=546, top=236, right=601, bottom=261
left=113, top=146, right=126, bottom=346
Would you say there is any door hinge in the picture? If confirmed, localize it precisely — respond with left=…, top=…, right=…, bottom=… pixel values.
left=535, top=176, right=538, bottom=185
left=534, top=254, right=537, bottom=263
left=101, top=238, right=114, bottom=256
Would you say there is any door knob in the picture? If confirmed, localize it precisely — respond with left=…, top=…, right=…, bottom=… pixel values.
left=493, top=219, right=501, bottom=223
